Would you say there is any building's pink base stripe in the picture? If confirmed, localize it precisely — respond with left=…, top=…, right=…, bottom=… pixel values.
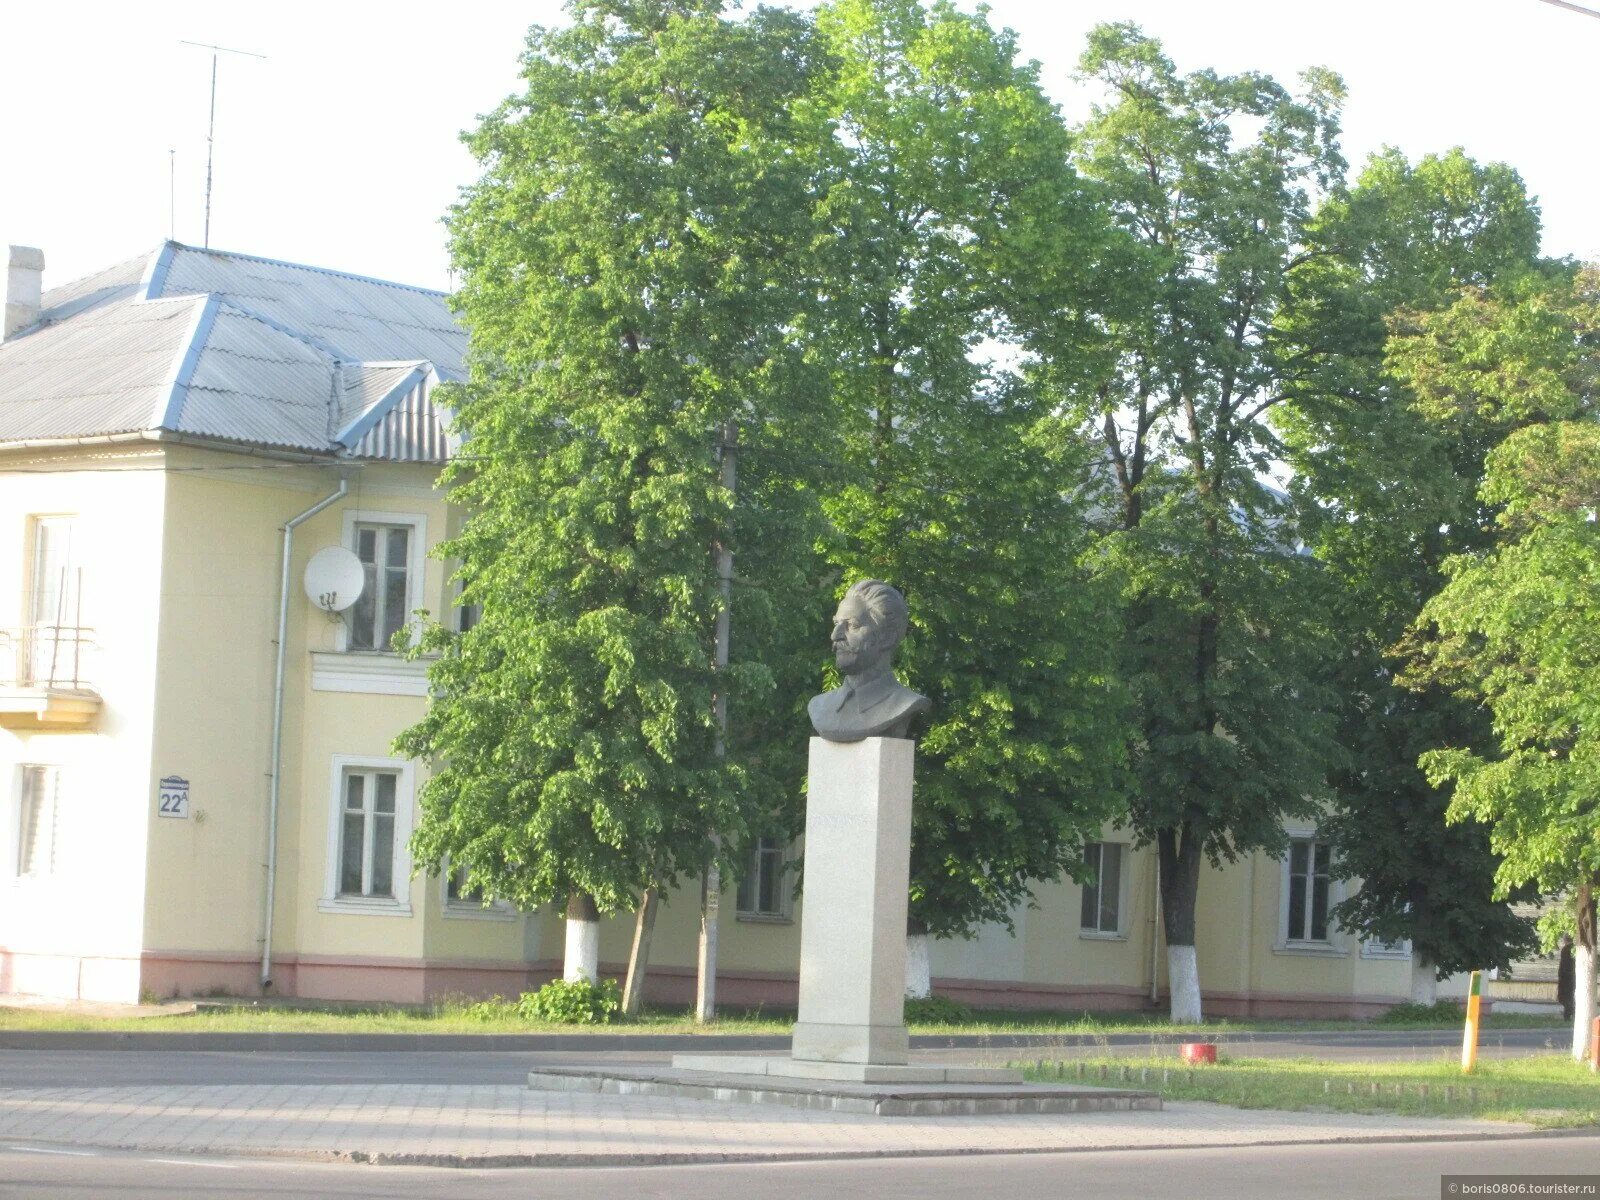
left=0, top=946, right=1447, bottom=1020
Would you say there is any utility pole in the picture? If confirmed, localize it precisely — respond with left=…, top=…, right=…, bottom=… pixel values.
left=180, top=40, right=267, bottom=248
left=696, top=420, right=738, bottom=1023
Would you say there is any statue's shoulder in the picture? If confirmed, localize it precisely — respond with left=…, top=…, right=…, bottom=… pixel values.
left=888, top=682, right=931, bottom=717
left=808, top=687, right=843, bottom=720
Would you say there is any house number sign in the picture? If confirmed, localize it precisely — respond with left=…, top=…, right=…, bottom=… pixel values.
left=157, top=775, right=190, bottom=819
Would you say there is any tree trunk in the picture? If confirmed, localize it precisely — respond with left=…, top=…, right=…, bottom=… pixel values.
left=563, top=891, right=600, bottom=984
left=905, top=915, right=931, bottom=1000
left=1158, top=825, right=1204, bottom=1023
left=1409, top=955, right=1438, bottom=1007
left=695, top=869, right=719, bottom=1021
left=1167, top=945, right=1201, bottom=1025
left=1572, top=881, right=1597, bottom=1062
left=696, top=420, right=737, bottom=1023
left=622, top=888, right=659, bottom=1017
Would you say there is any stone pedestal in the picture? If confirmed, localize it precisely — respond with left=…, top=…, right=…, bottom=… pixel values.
left=661, top=735, right=1029, bottom=1094
left=790, top=736, right=913, bottom=1065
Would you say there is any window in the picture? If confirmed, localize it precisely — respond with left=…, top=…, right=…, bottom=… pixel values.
left=454, top=573, right=482, bottom=634
left=27, top=516, right=81, bottom=686
left=736, top=838, right=789, bottom=919
left=322, top=755, right=414, bottom=916
left=349, top=524, right=411, bottom=651
left=442, top=860, right=516, bottom=919
left=1080, top=841, right=1123, bottom=935
left=1363, top=935, right=1411, bottom=958
left=1286, top=837, right=1333, bottom=943
left=445, top=862, right=475, bottom=903
left=16, top=765, right=60, bottom=877
left=338, top=768, right=398, bottom=898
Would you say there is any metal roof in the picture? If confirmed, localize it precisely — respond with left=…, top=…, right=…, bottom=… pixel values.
left=0, top=241, right=463, bottom=462
left=351, top=379, right=454, bottom=463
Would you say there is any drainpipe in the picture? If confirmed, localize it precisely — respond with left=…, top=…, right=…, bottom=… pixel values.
left=1149, top=853, right=1162, bottom=1005
left=261, top=476, right=350, bottom=990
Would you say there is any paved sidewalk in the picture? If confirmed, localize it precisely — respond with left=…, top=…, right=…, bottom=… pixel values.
left=0, top=1083, right=1534, bottom=1166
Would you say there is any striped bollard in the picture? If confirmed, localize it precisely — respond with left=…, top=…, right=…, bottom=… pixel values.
left=1460, top=970, right=1482, bottom=1074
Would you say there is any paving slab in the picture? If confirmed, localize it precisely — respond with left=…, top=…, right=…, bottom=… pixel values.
left=0, top=1082, right=1536, bottom=1167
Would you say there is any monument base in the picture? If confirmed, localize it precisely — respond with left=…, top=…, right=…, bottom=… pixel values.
left=789, top=1020, right=910, bottom=1066
left=528, top=1061, right=1160, bottom=1117
left=670, top=1052, right=1021, bottom=1084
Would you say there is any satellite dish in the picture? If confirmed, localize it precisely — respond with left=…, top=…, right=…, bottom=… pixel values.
left=304, top=546, right=365, bottom=613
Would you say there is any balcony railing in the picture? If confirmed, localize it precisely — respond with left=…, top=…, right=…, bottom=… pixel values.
left=0, top=625, right=98, bottom=691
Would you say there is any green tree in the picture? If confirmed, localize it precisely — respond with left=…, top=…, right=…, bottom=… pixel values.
left=1067, top=24, right=1344, bottom=1021
left=1275, top=149, right=1546, bottom=1001
left=397, top=0, right=828, bottom=985
left=1397, top=270, right=1600, bottom=1054
left=805, top=0, right=1132, bottom=987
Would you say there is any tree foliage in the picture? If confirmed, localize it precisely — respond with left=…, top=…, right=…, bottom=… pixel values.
left=1409, top=416, right=1600, bottom=904
left=398, top=0, right=828, bottom=915
left=1275, top=149, right=1546, bottom=976
left=1397, top=271, right=1600, bottom=899
left=1396, top=272, right=1600, bottom=1052
left=805, top=0, right=1132, bottom=939
left=1065, top=24, right=1344, bottom=1015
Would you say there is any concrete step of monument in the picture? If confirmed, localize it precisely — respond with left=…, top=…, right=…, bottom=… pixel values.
left=526, top=1064, right=1162, bottom=1117
left=670, top=1053, right=1023, bottom=1084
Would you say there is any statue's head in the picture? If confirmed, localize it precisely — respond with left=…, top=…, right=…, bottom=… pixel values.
left=831, top=579, right=908, bottom=677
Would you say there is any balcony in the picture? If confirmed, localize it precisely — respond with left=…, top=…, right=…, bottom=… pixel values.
left=0, top=626, right=102, bottom=731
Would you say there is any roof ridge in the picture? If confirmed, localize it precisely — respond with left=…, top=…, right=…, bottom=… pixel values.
left=39, top=247, right=162, bottom=304
left=165, top=240, right=449, bottom=298
left=153, top=294, right=222, bottom=432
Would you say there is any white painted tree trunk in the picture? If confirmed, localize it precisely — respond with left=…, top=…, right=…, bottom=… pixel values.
left=564, top=893, right=600, bottom=984
left=1571, top=943, right=1596, bottom=1061
left=1409, top=955, right=1438, bottom=1007
left=1167, top=944, right=1202, bottom=1023
left=695, top=865, right=719, bottom=1021
left=904, top=932, right=931, bottom=999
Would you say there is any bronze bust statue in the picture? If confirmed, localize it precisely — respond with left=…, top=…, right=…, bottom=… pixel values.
left=808, top=579, right=931, bottom=742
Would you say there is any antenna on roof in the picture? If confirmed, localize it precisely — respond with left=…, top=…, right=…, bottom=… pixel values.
left=180, top=40, right=268, bottom=249
left=1536, top=0, right=1600, bottom=16
left=168, top=149, right=176, bottom=242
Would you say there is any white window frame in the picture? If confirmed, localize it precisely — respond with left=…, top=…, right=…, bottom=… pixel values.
left=11, top=763, right=61, bottom=881
left=25, top=514, right=82, bottom=687
left=1275, top=828, right=1347, bottom=957
left=320, top=754, right=415, bottom=917
left=1079, top=841, right=1129, bottom=940
left=1361, top=935, right=1413, bottom=960
left=440, top=859, right=516, bottom=921
left=736, top=837, right=793, bottom=922
left=337, top=509, right=428, bottom=654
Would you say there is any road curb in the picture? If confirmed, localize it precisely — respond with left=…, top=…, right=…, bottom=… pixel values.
left=0, top=1027, right=1566, bottom=1053
left=0, top=1125, right=1582, bottom=1170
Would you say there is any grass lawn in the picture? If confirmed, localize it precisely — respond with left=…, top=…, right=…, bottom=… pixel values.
left=0, top=998, right=1564, bottom=1037
left=1021, top=1053, right=1600, bottom=1129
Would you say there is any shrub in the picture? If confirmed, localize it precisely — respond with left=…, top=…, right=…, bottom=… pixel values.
left=1376, top=1001, right=1465, bottom=1026
left=904, top=994, right=976, bottom=1025
left=518, top=978, right=623, bottom=1024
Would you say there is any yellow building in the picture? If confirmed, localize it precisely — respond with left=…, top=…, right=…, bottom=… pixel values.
left=0, top=242, right=1433, bottom=1017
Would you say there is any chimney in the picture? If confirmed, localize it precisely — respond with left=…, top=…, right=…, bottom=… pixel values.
left=4, top=245, right=45, bottom=341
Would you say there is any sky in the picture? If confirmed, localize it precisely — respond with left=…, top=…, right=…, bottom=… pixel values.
left=2, top=1, right=1595, bottom=293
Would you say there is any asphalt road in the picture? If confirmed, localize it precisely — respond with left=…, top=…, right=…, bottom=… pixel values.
left=0, top=1028, right=1570, bottom=1089
left=1, top=1132, right=1596, bottom=1199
